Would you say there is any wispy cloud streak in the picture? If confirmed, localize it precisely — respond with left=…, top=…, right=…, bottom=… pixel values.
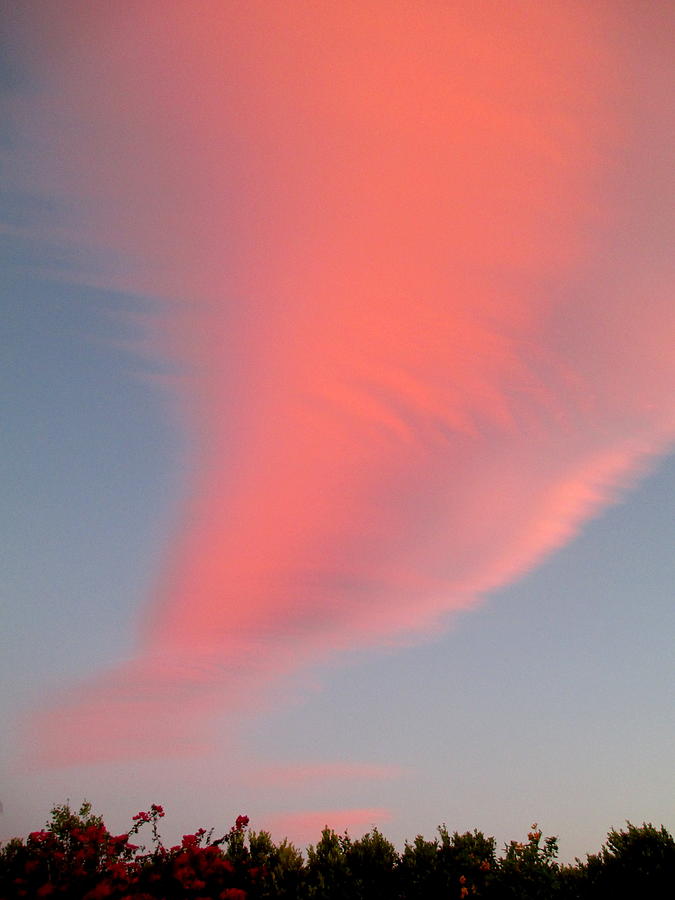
left=262, top=808, right=393, bottom=847
left=7, top=2, right=674, bottom=764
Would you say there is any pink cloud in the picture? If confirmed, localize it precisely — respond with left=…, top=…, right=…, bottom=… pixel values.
left=8, top=2, right=674, bottom=765
left=261, top=808, right=393, bottom=847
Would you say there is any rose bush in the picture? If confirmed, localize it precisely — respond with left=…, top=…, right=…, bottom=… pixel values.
left=0, top=802, right=256, bottom=899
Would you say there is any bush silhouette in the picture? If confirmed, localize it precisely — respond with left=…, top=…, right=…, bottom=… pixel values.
left=1, top=802, right=673, bottom=898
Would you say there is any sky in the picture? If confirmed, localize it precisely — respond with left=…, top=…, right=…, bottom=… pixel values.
left=1, top=0, right=673, bottom=862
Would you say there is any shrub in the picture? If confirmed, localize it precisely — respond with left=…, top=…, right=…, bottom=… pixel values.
left=1, top=803, right=673, bottom=899
left=581, top=821, right=675, bottom=900
left=0, top=802, right=254, bottom=899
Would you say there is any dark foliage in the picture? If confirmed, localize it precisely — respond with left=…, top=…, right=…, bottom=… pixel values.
left=579, top=821, right=675, bottom=900
left=1, top=802, right=673, bottom=899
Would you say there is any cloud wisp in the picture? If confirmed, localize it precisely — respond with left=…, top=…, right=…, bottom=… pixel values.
left=261, top=808, right=393, bottom=848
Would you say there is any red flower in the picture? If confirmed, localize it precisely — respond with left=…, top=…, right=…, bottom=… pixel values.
left=220, top=889, right=247, bottom=900
left=29, top=830, right=49, bottom=843
left=83, top=881, right=114, bottom=899
left=107, top=861, right=128, bottom=880
left=235, top=815, right=249, bottom=831
left=150, top=804, right=165, bottom=817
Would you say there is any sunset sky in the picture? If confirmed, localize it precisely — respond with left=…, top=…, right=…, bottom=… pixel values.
left=1, top=1, right=673, bottom=861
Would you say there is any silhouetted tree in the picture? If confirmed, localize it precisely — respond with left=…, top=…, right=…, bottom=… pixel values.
left=580, top=821, right=675, bottom=900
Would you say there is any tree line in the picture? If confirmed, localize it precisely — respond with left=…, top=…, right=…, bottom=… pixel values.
left=1, top=800, right=673, bottom=899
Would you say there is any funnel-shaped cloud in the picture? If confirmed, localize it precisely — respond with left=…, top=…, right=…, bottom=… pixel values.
left=8, top=2, right=674, bottom=764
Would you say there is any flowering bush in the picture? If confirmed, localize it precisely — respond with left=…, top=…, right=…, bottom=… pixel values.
left=1, top=804, right=673, bottom=899
left=0, top=801, right=256, bottom=899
